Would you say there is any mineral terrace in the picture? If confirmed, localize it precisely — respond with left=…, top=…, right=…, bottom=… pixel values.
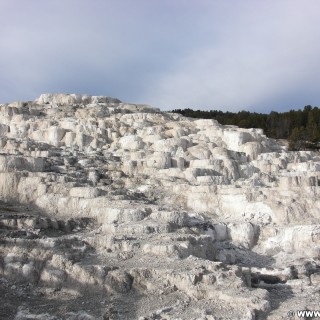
left=0, top=94, right=319, bottom=320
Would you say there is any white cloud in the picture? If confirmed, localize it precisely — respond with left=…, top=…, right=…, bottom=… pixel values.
left=0, top=0, right=320, bottom=111
left=143, top=0, right=320, bottom=111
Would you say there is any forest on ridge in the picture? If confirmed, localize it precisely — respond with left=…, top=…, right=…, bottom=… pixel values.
left=171, top=106, right=320, bottom=151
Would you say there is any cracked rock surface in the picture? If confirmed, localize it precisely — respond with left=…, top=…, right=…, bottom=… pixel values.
left=0, top=93, right=319, bottom=319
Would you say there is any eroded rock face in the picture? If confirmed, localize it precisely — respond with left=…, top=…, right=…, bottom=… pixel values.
left=0, top=93, right=319, bottom=319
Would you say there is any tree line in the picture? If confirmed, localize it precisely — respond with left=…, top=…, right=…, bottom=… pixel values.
left=171, top=106, right=320, bottom=151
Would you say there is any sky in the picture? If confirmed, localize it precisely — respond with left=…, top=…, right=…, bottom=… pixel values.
left=1, top=0, right=320, bottom=113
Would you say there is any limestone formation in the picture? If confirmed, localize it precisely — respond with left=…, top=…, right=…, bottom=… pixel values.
left=0, top=93, right=319, bottom=319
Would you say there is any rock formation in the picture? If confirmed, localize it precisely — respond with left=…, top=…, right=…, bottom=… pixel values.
left=0, top=93, right=319, bottom=319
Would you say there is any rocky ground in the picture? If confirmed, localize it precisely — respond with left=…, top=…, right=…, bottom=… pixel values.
left=0, top=93, right=319, bottom=319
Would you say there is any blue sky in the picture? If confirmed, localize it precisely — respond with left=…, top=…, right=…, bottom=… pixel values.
left=1, top=0, right=320, bottom=112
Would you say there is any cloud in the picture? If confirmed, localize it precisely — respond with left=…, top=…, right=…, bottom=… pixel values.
left=143, top=0, right=320, bottom=111
left=0, top=0, right=320, bottom=112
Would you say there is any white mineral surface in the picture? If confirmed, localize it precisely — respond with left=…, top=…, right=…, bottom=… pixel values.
left=0, top=93, right=319, bottom=319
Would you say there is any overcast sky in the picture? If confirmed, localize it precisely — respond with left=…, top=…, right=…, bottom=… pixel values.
left=1, top=0, right=320, bottom=112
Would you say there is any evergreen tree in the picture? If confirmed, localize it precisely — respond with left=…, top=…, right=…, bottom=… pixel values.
left=171, top=105, right=320, bottom=151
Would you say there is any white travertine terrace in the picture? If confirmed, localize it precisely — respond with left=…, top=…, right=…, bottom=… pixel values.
left=0, top=94, right=319, bottom=319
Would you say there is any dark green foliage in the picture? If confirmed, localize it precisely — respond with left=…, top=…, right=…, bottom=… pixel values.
left=171, top=106, right=320, bottom=151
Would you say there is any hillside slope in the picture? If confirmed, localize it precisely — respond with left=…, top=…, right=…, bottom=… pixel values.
left=0, top=94, right=319, bottom=319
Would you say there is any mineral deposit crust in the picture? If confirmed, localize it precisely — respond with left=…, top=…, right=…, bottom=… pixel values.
left=0, top=94, right=319, bottom=319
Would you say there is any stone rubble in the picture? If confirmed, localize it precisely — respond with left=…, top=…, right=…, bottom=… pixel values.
left=0, top=93, right=319, bottom=319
